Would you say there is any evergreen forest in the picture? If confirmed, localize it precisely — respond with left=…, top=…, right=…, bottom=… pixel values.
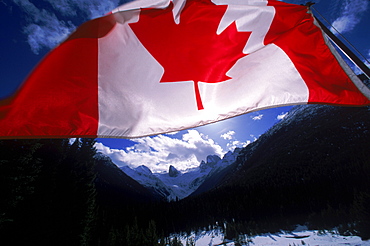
left=0, top=105, right=369, bottom=245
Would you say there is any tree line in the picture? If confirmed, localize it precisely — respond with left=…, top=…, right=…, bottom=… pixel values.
left=1, top=106, right=369, bottom=244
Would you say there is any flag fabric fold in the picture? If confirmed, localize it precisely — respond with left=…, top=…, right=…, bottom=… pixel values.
left=0, top=0, right=369, bottom=139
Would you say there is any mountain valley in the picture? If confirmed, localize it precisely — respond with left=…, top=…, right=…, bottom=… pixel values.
left=1, top=101, right=370, bottom=245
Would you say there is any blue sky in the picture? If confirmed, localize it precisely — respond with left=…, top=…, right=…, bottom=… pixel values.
left=1, top=0, right=369, bottom=172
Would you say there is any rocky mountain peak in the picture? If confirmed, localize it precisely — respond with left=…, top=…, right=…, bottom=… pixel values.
left=206, top=155, right=221, bottom=165
left=169, top=165, right=180, bottom=177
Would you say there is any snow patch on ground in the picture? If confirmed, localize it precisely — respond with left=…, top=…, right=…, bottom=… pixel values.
left=172, top=226, right=370, bottom=246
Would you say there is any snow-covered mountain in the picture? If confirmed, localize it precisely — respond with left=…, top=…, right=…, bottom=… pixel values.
left=119, top=148, right=242, bottom=200
left=120, top=165, right=172, bottom=199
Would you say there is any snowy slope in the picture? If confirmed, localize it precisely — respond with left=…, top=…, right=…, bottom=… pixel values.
left=173, top=225, right=370, bottom=246
left=121, top=165, right=172, bottom=199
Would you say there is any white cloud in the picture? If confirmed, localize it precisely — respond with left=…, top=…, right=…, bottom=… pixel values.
left=11, top=0, right=125, bottom=54
left=95, top=130, right=225, bottom=173
left=24, top=18, right=75, bottom=54
left=250, top=134, right=258, bottom=142
left=251, top=114, right=263, bottom=120
left=330, top=0, right=368, bottom=34
left=44, top=0, right=122, bottom=19
left=220, top=130, right=235, bottom=140
left=277, top=112, right=288, bottom=120
left=226, top=140, right=250, bottom=151
left=220, top=130, right=252, bottom=151
left=44, top=0, right=79, bottom=17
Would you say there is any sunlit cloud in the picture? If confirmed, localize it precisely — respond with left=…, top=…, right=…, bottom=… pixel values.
left=226, top=140, right=250, bottom=151
left=250, top=134, right=258, bottom=142
left=220, top=130, right=235, bottom=140
left=220, top=130, right=252, bottom=151
left=330, top=0, right=368, bottom=34
left=251, top=114, right=263, bottom=120
left=277, top=112, right=289, bottom=120
left=44, top=0, right=121, bottom=19
left=10, top=0, right=126, bottom=54
left=11, top=0, right=75, bottom=54
left=96, top=130, right=225, bottom=173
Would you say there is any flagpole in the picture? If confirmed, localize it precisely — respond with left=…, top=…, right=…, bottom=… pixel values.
left=307, top=3, right=370, bottom=79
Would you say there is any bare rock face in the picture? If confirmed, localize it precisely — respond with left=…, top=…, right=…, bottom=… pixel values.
left=169, top=165, right=180, bottom=177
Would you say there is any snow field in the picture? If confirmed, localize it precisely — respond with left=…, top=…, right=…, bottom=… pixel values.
left=172, top=226, right=370, bottom=246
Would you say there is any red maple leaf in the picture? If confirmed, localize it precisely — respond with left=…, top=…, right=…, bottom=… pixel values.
left=129, top=0, right=251, bottom=110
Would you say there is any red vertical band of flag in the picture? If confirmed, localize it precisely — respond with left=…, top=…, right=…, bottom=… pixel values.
left=0, top=16, right=116, bottom=138
left=2, top=39, right=98, bottom=138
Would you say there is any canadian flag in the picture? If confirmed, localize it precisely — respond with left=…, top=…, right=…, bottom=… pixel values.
left=0, top=0, right=369, bottom=138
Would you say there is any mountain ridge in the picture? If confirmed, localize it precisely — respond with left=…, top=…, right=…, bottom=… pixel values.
left=104, top=148, right=243, bottom=200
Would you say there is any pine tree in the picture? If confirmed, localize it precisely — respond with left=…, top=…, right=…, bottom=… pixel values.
left=352, top=192, right=370, bottom=240
left=78, top=138, right=98, bottom=245
left=185, top=237, right=195, bottom=246
left=170, top=236, right=183, bottom=246
left=0, top=140, right=42, bottom=235
left=60, top=138, right=98, bottom=245
left=145, top=220, right=158, bottom=245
